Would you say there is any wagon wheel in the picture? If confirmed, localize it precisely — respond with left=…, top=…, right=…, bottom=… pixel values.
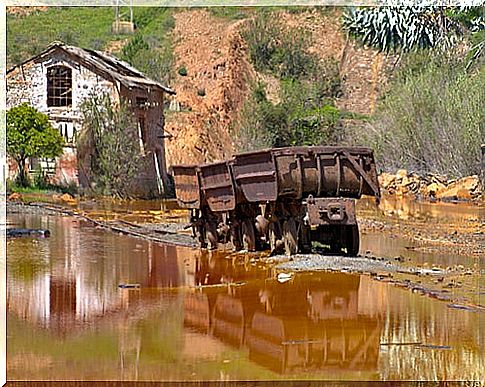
left=230, top=223, right=242, bottom=251
left=197, top=223, right=207, bottom=249
left=268, top=220, right=282, bottom=254
left=206, top=222, right=218, bottom=250
left=299, top=223, right=312, bottom=253
left=241, top=219, right=256, bottom=252
left=283, top=218, right=298, bottom=256
left=346, top=224, right=360, bottom=256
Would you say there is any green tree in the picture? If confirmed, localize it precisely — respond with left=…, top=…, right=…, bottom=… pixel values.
left=78, top=93, right=143, bottom=198
left=7, top=103, right=64, bottom=187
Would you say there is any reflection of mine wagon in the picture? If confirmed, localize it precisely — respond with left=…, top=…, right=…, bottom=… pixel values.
left=172, top=146, right=380, bottom=255
left=246, top=314, right=380, bottom=374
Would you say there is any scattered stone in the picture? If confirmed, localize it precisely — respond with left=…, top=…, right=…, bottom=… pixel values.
left=379, top=171, right=482, bottom=202
left=8, top=192, right=22, bottom=202
left=60, top=193, right=76, bottom=203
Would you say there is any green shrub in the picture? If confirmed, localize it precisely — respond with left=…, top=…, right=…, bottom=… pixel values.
left=342, top=7, right=462, bottom=52
left=118, top=9, right=175, bottom=85
left=7, top=103, right=64, bottom=187
left=242, top=12, right=320, bottom=79
left=197, top=88, right=206, bottom=97
left=236, top=69, right=343, bottom=151
left=121, top=34, right=149, bottom=63
left=178, top=66, right=188, bottom=76
left=209, top=7, right=250, bottom=20
left=79, top=93, right=144, bottom=198
left=32, top=165, right=50, bottom=190
left=366, top=52, right=484, bottom=178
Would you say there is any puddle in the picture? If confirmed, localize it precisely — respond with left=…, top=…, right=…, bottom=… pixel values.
left=7, top=211, right=484, bottom=381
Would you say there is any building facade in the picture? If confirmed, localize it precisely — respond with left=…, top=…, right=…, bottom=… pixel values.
left=6, top=43, right=175, bottom=196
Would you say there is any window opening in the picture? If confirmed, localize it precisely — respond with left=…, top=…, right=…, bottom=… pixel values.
left=47, top=66, right=72, bottom=107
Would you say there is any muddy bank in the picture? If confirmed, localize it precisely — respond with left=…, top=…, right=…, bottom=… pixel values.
left=358, top=196, right=484, bottom=258
left=7, top=202, right=197, bottom=248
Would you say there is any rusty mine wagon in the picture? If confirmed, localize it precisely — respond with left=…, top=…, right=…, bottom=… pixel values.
left=172, top=146, right=380, bottom=256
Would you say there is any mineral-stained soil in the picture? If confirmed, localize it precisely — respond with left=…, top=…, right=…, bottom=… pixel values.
left=164, top=10, right=253, bottom=166
left=164, top=9, right=395, bottom=167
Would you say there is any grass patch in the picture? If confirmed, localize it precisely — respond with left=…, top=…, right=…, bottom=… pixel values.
left=208, top=6, right=252, bottom=20
left=7, top=7, right=123, bottom=67
left=119, top=8, right=175, bottom=84
left=237, top=12, right=343, bottom=150
left=7, top=7, right=175, bottom=74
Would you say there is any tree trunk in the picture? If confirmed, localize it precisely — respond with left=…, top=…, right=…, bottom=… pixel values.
left=17, top=158, right=29, bottom=187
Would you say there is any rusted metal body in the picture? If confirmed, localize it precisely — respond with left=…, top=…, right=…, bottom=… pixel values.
left=172, top=146, right=380, bottom=255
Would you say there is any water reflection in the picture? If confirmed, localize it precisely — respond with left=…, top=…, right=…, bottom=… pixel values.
left=7, top=212, right=483, bottom=381
left=359, top=195, right=484, bottom=223
left=184, top=272, right=383, bottom=375
left=7, top=212, right=187, bottom=335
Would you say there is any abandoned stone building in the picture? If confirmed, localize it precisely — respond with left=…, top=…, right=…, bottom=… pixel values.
left=6, top=42, right=175, bottom=196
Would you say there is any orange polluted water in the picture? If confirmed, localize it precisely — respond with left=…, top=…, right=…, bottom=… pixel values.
left=7, top=211, right=483, bottom=381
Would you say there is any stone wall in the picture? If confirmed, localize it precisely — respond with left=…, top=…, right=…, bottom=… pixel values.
left=121, top=85, right=168, bottom=190
left=7, top=51, right=117, bottom=186
left=7, top=50, right=169, bottom=197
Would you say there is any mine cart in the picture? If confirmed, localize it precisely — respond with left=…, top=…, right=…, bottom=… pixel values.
left=172, top=146, right=380, bottom=256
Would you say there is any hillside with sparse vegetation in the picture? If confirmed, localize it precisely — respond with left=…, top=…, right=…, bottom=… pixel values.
left=7, top=6, right=485, bottom=179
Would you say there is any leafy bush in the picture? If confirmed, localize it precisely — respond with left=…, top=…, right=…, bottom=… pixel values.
left=119, top=9, right=175, bottom=85
left=178, top=66, right=188, bottom=76
left=366, top=52, right=484, bottom=178
left=32, top=165, right=50, bottom=190
left=7, top=103, right=64, bottom=187
left=343, top=7, right=462, bottom=52
left=79, top=93, right=144, bottom=198
left=242, top=12, right=319, bottom=79
left=236, top=69, right=342, bottom=151
left=237, top=12, right=344, bottom=150
left=121, top=34, right=149, bottom=63
left=209, top=7, right=251, bottom=20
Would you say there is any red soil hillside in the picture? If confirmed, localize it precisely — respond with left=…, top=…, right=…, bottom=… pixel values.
left=165, top=9, right=393, bottom=168
left=164, top=10, right=253, bottom=167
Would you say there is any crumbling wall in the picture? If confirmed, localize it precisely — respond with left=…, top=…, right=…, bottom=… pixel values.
left=7, top=49, right=169, bottom=197
left=121, top=85, right=168, bottom=193
left=7, top=51, right=117, bottom=187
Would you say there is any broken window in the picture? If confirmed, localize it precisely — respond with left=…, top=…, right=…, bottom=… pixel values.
left=136, top=97, right=148, bottom=151
left=47, top=66, right=72, bottom=107
left=58, top=122, right=76, bottom=144
left=136, top=96, right=148, bottom=108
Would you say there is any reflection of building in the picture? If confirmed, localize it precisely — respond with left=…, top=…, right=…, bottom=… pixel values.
left=8, top=214, right=187, bottom=334
left=184, top=272, right=384, bottom=374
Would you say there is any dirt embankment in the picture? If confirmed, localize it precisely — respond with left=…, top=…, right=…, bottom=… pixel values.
left=164, top=9, right=394, bottom=167
left=165, top=10, right=253, bottom=166
left=278, top=9, right=394, bottom=115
